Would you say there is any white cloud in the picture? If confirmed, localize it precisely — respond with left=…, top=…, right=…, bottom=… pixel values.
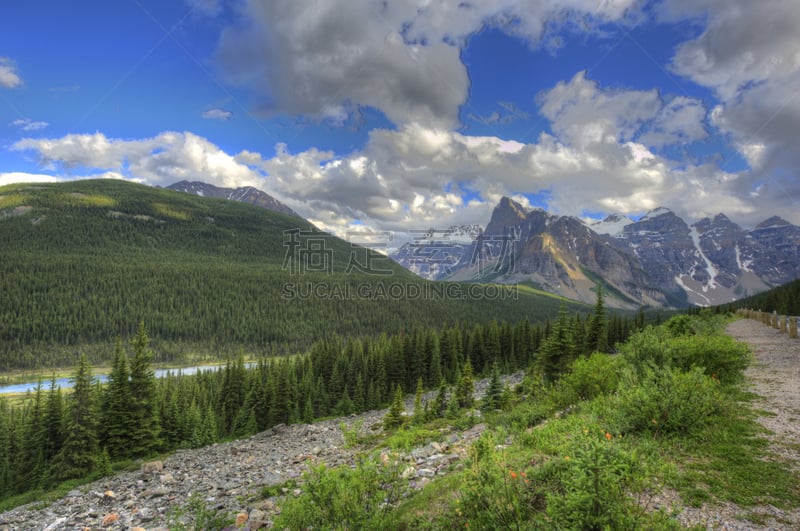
left=0, top=57, right=22, bottom=89
left=10, top=118, right=49, bottom=131
left=214, top=0, right=640, bottom=127
left=662, top=0, right=800, bottom=216
left=537, top=71, right=661, bottom=147
left=13, top=132, right=265, bottom=190
left=185, top=0, right=221, bottom=16
left=638, top=96, right=707, bottom=147
left=0, top=172, right=60, bottom=186
left=201, top=108, right=233, bottom=120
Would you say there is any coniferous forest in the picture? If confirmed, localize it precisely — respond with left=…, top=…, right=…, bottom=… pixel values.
left=0, top=298, right=645, bottom=502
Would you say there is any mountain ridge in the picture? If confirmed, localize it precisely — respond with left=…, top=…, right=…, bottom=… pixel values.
left=392, top=196, right=800, bottom=308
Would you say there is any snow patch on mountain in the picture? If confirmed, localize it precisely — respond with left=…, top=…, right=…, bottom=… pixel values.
left=689, top=225, right=718, bottom=292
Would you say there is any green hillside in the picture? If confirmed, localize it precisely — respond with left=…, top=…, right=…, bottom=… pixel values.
left=0, top=179, right=585, bottom=370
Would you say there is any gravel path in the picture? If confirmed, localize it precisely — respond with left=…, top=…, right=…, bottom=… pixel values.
left=669, top=319, right=800, bottom=530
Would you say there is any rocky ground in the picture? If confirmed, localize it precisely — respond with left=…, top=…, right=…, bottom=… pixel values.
left=0, top=374, right=523, bottom=530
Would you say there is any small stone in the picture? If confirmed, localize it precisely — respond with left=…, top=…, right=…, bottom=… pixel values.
left=235, top=512, right=249, bottom=526
left=292, top=488, right=302, bottom=497
left=131, top=528, right=147, bottom=531
left=160, top=472, right=175, bottom=483
left=137, top=507, right=155, bottom=521
left=401, top=466, right=416, bottom=479
left=141, top=461, right=164, bottom=474
left=258, top=499, right=276, bottom=511
left=417, top=468, right=435, bottom=478
left=102, top=513, right=119, bottom=526
left=103, top=490, right=116, bottom=500
left=249, top=508, right=269, bottom=528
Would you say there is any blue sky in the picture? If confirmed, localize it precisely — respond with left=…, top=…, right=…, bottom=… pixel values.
left=2, top=0, right=799, bottom=235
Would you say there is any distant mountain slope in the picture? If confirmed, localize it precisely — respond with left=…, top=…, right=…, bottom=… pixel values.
left=0, top=180, right=584, bottom=370
left=391, top=197, right=800, bottom=308
left=167, top=180, right=299, bottom=217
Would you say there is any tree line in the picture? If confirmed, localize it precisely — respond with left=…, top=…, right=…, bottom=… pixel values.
left=0, top=289, right=647, bottom=502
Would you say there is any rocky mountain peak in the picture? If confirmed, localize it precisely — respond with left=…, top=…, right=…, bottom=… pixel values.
left=756, top=216, right=791, bottom=230
left=485, top=196, right=528, bottom=234
left=167, top=181, right=298, bottom=217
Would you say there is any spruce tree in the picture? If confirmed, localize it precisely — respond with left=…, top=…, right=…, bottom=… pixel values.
left=128, top=322, right=161, bottom=457
left=101, top=339, right=133, bottom=459
left=585, top=284, right=608, bottom=354
left=481, top=363, right=504, bottom=412
left=455, top=358, right=475, bottom=409
left=431, top=381, right=449, bottom=419
left=536, top=304, right=576, bottom=383
left=383, top=384, right=406, bottom=430
left=51, top=355, right=99, bottom=481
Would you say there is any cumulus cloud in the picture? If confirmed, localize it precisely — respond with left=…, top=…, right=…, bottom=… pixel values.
left=662, top=0, right=800, bottom=215
left=214, top=0, right=639, bottom=127
left=10, top=118, right=49, bottom=131
left=13, top=132, right=265, bottom=190
left=0, top=172, right=60, bottom=186
left=201, top=108, right=233, bottom=120
left=0, top=57, right=22, bottom=89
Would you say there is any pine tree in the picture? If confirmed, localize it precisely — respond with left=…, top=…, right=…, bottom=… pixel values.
left=431, top=381, right=449, bottom=419
left=455, top=358, right=475, bottom=409
left=536, top=304, right=576, bottom=383
left=101, top=339, right=133, bottom=459
left=383, top=384, right=406, bottom=430
left=128, top=322, right=161, bottom=457
left=50, top=355, right=100, bottom=481
left=585, top=284, right=608, bottom=354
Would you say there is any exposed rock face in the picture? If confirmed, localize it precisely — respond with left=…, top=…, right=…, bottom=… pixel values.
left=390, top=197, right=800, bottom=308
left=167, top=181, right=298, bottom=217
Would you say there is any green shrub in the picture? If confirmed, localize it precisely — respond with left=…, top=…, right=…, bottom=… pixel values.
left=668, top=334, right=751, bottom=384
left=603, top=366, right=724, bottom=436
left=561, top=352, right=624, bottom=402
left=619, top=326, right=672, bottom=375
left=546, top=430, right=643, bottom=530
left=274, top=455, right=409, bottom=530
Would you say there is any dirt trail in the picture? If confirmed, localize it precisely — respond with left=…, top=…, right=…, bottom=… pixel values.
left=676, top=319, right=800, bottom=530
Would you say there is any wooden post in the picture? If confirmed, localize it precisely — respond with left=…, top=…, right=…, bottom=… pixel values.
left=780, top=315, right=787, bottom=334
left=790, top=317, right=798, bottom=339
left=773, top=312, right=780, bottom=329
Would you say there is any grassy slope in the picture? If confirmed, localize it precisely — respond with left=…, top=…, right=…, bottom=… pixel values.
left=0, top=179, right=587, bottom=370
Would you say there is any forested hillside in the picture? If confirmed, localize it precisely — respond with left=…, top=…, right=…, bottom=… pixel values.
left=0, top=179, right=585, bottom=370
left=716, top=279, right=800, bottom=316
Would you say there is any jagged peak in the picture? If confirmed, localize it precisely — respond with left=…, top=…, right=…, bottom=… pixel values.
left=639, top=207, right=673, bottom=221
left=755, top=216, right=791, bottom=230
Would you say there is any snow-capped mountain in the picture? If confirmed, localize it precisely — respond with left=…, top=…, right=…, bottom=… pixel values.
left=166, top=181, right=298, bottom=217
left=390, top=197, right=800, bottom=308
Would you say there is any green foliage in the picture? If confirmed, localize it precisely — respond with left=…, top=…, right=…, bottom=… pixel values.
left=546, top=430, right=646, bottom=530
left=49, top=355, right=99, bottom=482
left=166, top=492, right=234, bottom=530
left=600, top=366, right=724, bottom=437
left=127, top=322, right=161, bottom=457
left=560, top=352, right=624, bottom=403
left=455, top=358, right=475, bottom=409
left=384, top=385, right=407, bottom=430
left=274, top=456, right=409, bottom=530
left=0, top=180, right=587, bottom=371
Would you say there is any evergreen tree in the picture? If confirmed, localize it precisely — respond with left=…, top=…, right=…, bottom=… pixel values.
left=383, top=384, right=406, bottom=430
left=481, top=363, right=505, bottom=412
left=128, top=322, right=161, bottom=457
left=101, top=339, right=133, bottom=459
left=51, top=355, right=99, bottom=481
left=536, top=304, right=576, bottom=383
left=431, top=381, right=449, bottom=419
left=455, top=358, right=475, bottom=409
left=585, top=284, right=608, bottom=354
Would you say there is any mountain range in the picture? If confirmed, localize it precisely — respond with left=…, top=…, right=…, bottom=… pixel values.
left=391, top=197, right=800, bottom=308
left=166, top=180, right=299, bottom=217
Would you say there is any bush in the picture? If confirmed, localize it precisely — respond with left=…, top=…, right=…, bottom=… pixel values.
left=274, top=455, right=409, bottom=530
left=561, top=352, right=625, bottom=402
left=602, top=366, right=724, bottom=436
left=668, top=334, right=751, bottom=384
